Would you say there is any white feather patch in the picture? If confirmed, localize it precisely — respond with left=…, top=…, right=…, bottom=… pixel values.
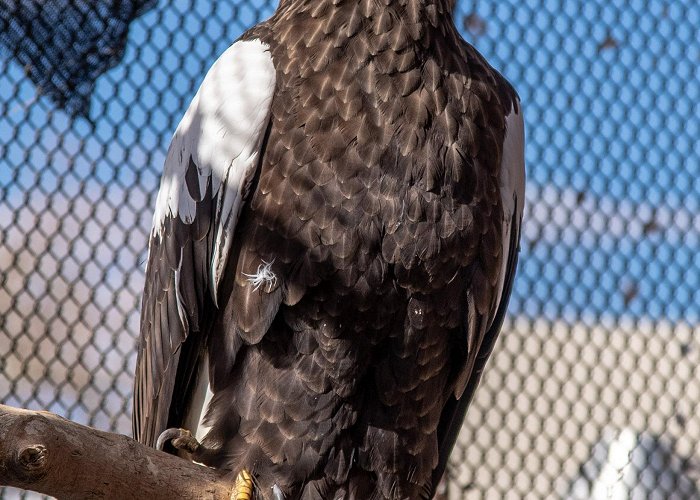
left=150, top=39, right=276, bottom=304
left=500, top=101, right=526, bottom=220
left=492, top=101, right=526, bottom=320
left=182, top=351, right=214, bottom=443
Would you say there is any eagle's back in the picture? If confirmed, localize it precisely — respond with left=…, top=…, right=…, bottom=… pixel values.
left=196, top=4, right=519, bottom=499
left=135, top=1, right=523, bottom=499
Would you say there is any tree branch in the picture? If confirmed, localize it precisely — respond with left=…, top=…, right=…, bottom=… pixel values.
left=0, top=404, right=236, bottom=499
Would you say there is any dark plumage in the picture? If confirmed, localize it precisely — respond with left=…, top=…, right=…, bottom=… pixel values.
left=133, top=0, right=524, bottom=498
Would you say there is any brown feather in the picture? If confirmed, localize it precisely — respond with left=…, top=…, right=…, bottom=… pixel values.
left=136, top=1, right=522, bottom=499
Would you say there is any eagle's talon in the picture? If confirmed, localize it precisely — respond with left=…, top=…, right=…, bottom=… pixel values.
left=231, top=469, right=254, bottom=500
left=155, top=427, right=200, bottom=453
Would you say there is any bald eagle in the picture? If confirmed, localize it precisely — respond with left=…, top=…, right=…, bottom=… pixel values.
left=133, top=0, right=524, bottom=498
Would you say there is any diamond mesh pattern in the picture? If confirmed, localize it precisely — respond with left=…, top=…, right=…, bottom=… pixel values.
left=1, top=0, right=699, bottom=498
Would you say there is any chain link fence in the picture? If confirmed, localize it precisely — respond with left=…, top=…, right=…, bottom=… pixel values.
left=1, top=0, right=699, bottom=498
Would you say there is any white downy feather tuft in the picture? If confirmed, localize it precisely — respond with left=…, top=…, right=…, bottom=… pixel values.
left=242, top=259, right=277, bottom=292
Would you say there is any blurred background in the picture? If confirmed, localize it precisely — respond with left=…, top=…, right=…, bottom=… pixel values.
left=1, top=0, right=699, bottom=498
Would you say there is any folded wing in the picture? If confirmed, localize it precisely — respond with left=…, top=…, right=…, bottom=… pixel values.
left=133, top=39, right=276, bottom=446
left=433, top=99, right=526, bottom=491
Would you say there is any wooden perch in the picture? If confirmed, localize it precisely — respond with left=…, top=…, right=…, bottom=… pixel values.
left=0, top=404, right=236, bottom=499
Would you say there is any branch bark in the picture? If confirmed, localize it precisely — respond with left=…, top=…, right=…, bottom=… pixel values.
left=0, top=404, right=235, bottom=499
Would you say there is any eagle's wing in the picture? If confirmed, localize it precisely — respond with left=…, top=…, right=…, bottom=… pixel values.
left=432, top=99, right=525, bottom=490
left=133, top=39, right=276, bottom=446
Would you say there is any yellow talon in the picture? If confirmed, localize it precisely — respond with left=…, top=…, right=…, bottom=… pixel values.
left=231, top=469, right=253, bottom=500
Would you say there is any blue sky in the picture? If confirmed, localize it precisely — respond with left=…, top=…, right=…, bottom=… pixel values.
left=1, top=0, right=699, bottom=332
